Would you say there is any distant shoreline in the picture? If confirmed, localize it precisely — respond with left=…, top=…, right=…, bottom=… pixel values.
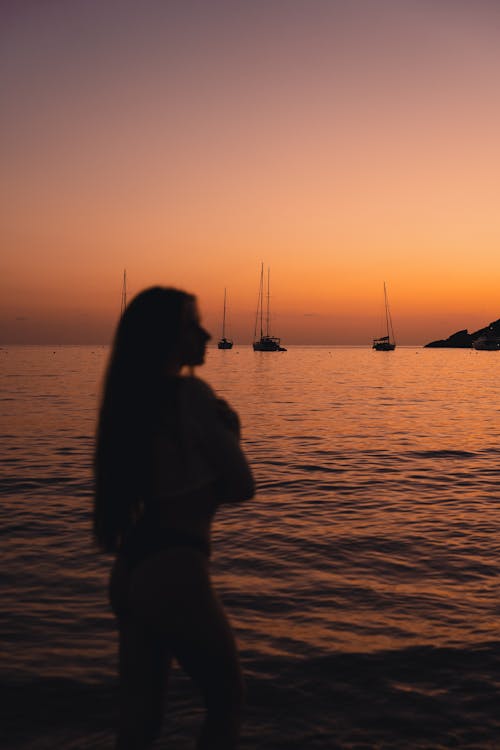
left=424, top=317, right=500, bottom=348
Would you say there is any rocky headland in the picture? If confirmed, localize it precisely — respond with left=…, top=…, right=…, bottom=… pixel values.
left=424, top=318, right=500, bottom=348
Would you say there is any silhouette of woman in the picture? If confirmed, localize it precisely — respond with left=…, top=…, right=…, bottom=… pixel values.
left=94, top=287, right=254, bottom=749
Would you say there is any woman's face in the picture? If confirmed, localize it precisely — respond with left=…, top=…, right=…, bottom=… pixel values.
left=179, top=298, right=211, bottom=367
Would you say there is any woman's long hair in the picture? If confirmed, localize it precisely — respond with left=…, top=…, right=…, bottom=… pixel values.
left=94, top=286, right=194, bottom=552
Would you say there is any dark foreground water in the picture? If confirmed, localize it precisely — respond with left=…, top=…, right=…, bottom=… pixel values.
left=1, top=345, right=500, bottom=748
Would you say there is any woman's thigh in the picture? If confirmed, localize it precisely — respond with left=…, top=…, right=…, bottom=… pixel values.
left=127, top=548, right=243, bottom=709
left=173, top=586, right=243, bottom=712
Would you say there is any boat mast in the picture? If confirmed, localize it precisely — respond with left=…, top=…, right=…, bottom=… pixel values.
left=384, top=282, right=389, bottom=339
left=222, top=288, right=227, bottom=339
left=266, top=267, right=271, bottom=337
left=383, top=281, right=396, bottom=344
left=260, top=262, right=264, bottom=338
left=253, top=263, right=263, bottom=342
left=120, top=269, right=127, bottom=316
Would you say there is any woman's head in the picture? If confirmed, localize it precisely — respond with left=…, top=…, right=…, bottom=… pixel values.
left=114, top=287, right=210, bottom=375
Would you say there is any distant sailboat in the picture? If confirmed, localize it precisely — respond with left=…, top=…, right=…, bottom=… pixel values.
left=253, top=263, right=287, bottom=352
left=217, top=288, right=233, bottom=349
left=373, top=282, right=396, bottom=351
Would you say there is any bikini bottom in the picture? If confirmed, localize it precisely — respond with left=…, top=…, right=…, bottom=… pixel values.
left=109, top=517, right=210, bottom=620
left=120, top=519, right=210, bottom=571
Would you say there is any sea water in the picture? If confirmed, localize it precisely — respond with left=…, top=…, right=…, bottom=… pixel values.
left=1, top=345, right=499, bottom=749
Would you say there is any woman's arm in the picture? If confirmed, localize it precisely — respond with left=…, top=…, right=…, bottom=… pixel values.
left=183, top=378, right=255, bottom=503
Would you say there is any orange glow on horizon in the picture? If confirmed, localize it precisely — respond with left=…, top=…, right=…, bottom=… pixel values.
left=2, top=3, right=500, bottom=344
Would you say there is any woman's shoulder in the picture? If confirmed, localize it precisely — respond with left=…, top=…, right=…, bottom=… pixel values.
left=178, top=376, right=220, bottom=426
left=179, top=376, right=217, bottom=402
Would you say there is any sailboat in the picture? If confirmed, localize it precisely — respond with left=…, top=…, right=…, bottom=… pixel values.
left=217, top=288, right=233, bottom=349
left=253, top=263, right=287, bottom=351
left=372, top=282, right=396, bottom=351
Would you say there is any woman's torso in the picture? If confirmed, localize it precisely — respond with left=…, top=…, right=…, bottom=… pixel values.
left=119, top=377, right=226, bottom=567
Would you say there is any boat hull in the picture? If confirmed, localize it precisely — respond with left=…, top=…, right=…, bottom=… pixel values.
left=217, top=338, right=233, bottom=350
left=472, top=337, right=500, bottom=351
left=253, top=336, right=286, bottom=352
left=373, top=341, right=396, bottom=351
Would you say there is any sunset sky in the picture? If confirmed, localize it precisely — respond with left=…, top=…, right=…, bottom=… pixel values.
left=2, top=0, right=499, bottom=344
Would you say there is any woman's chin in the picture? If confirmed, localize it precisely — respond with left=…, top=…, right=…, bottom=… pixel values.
left=191, top=352, right=206, bottom=367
